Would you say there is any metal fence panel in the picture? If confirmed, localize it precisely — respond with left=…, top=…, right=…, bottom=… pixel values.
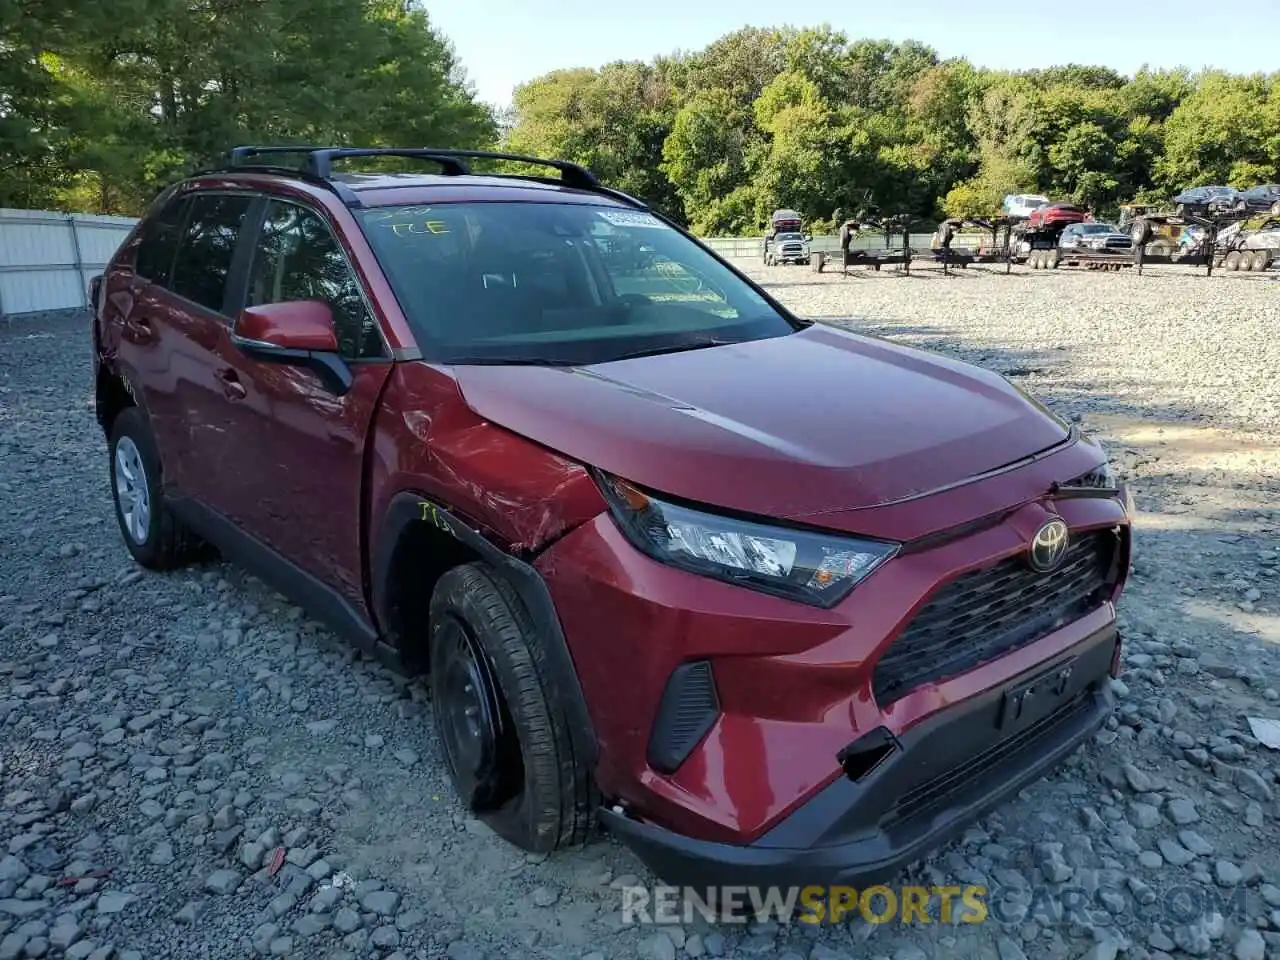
left=0, top=209, right=138, bottom=317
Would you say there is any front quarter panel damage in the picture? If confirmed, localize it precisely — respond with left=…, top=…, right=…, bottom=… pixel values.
left=367, top=363, right=608, bottom=562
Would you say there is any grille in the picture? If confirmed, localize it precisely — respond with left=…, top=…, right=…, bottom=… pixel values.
left=872, top=530, right=1118, bottom=705
left=883, top=690, right=1093, bottom=827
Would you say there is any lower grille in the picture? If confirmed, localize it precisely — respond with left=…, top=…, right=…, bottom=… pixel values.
left=872, top=529, right=1118, bottom=705
left=883, top=689, right=1093, bottom=827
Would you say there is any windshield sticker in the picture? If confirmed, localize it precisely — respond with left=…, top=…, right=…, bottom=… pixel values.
left=597, top=210, right=666, bottom=229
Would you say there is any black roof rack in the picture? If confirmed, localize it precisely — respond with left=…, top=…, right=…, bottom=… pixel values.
left=209, top=145, right=644, bottom=209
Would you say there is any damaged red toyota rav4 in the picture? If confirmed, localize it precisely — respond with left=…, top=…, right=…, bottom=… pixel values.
left=91, top=146, right=1132, bottom=887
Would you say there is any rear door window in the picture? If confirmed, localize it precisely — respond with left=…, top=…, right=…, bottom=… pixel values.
left=170, top=193, right=255, bottom=314
left=134, top=194, right=191, bottom=287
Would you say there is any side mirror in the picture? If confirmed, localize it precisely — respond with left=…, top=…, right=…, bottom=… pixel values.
left=231, top=300, right=352, bottom=395
left=803, top=234, right=812, bottom=242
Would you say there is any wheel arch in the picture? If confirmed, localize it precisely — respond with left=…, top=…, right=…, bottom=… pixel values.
left=95, top=363, right=137, bottom=436
left=371, top=491, right=599, bottom=769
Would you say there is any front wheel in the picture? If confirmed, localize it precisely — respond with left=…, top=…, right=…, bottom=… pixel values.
left=429, top=563, right=593, bottom=853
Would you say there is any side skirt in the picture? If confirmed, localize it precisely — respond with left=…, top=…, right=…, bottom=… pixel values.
left=168, top=497, right=399, bottom=668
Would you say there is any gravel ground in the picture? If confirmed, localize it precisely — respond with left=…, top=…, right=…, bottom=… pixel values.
left=2, top=263, right=1279, bottom=960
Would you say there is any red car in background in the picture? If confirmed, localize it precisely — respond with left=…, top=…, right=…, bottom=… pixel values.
left=1026, top=202, right=1091, bottom=231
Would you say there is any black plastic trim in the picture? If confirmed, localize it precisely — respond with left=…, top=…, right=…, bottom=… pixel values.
left=647, top=661, right=720, bottom=774
left=371, top=492, right=599, bottom=768
left=229, top=334, right=354, bottom=395
left=600, top=623, right=1117, bottom=888
left=168, top=498, right=381, bottom=655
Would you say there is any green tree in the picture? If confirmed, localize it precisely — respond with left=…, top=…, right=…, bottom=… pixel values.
left=1158, top=72, right=1274, bottom=188
left=2, top=0, right=494, bottom=213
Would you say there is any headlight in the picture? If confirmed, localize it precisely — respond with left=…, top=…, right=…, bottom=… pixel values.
left=596, top=473, right=898, bottom=607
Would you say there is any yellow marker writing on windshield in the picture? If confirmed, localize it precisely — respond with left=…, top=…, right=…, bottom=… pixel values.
left=388, top=220, right=449, bottom=237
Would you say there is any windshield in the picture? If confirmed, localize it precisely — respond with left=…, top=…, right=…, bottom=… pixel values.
left=357, top=202, right=800, bottom=364
left=777, top=233, right=804, bottom=241
left=1081, top=224, right=1115, bottom=233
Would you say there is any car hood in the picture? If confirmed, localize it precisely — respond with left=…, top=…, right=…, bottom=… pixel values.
left=450, top=324, right=1071, bottom=520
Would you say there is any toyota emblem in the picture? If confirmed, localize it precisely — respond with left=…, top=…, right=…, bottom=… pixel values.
left=1028, top=518, right=1070, bottom=572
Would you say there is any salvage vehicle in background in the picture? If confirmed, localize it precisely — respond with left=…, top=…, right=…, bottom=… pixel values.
left=1217, top=216, right=1280, bottom=272
left=1172, top=185, right=1245, bottom=217
left=1001, top=194, right=1051, bottom=219
left=1240, top=184, right=1280, bottom=215
left=765, top=230, right=812, bottom=265
left=763, top=208, right=810, bottom=265
left=1026, top=202, right=1090, bottom=231
left=92, top=145, right=1132, bottom=888
left=1058, top=223, right=1131, bottom=252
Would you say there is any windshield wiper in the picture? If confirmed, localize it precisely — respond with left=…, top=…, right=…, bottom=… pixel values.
left=601, top=336, right=745, bottom=363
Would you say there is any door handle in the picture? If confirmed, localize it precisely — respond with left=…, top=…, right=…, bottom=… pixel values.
left=216, top=367, right=247, bottom=401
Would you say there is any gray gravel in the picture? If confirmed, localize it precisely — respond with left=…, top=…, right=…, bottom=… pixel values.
left=3, top=265, right=1280, bottom=960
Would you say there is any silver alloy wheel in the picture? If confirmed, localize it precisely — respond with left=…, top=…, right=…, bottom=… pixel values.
left=114, top=436, right=151, bottom=544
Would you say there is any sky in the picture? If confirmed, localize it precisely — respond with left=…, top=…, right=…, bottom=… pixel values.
left=425, top=0, right=1280, bottom=109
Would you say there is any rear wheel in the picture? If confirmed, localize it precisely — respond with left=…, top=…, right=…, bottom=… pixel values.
left=1224, top=250, right=1242, bottom=271
left=429, top=563, right=593, bottom=853
left=108, top=407, right=204, bottom=570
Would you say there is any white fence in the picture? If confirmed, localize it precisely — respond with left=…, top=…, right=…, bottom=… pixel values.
left=0, top=209, right=138, bottom=317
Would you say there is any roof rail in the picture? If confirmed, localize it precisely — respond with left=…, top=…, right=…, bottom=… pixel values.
left=215, top=144, right=630, bottom=207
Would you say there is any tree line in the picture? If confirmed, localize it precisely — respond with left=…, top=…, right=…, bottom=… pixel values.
left=5, top=12, right=1278, bottom=232
left=505, top=26, right=1280, bottom=234
left=0, top=0, right=494, bottom=214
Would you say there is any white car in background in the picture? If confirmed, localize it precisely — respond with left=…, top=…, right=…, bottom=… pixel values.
left=1002, top=194, right=1052, bottom=219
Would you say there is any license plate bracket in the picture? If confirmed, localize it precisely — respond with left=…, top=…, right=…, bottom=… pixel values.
left=998, top=657, right=1077, bottom=731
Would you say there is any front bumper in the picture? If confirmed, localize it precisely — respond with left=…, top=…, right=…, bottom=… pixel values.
left=600, top=623, right=1116, bottom=889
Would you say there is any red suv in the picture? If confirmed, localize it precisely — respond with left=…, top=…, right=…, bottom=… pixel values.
left=92, top=146, right=1132, bottom=888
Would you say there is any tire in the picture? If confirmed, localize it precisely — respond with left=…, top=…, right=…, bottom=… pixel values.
left=1242, top=251, right=1258, bottom=272
left=1271, top=201, right=1280, bottom=216
left=1130, top=220, right=1151, bottom=245
left=1148, top=240, right=1173, bottom=258
left=107, top=406, right=203, bottom=570
left=1224, top=250, right=1241, bottom=271
left=429, top=562, right=593, bottom=853
left=1047, top=249, right=1060, bottom=269
left=1256, top=252, right=1272, bottom=271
